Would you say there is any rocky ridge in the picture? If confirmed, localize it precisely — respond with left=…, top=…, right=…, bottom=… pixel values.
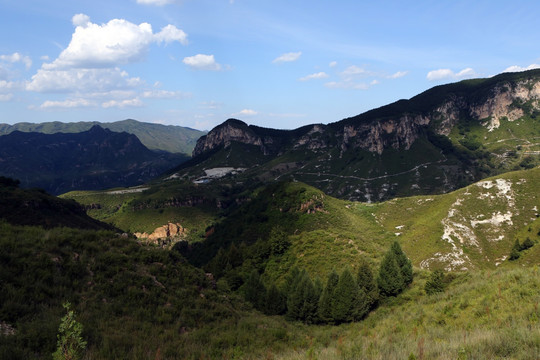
left=192, top=71, right=540, bottom=157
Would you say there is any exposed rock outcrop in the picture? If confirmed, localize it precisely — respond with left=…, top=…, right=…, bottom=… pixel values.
left=192, top=71, right=540, bottom=157
left=134, top=222, right=187, bottom=247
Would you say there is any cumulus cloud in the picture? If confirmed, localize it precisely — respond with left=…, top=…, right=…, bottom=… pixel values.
left=183, top=54, right=222, bottom=71
left=427, top=67, right=477, bottom=81
left=272, top=51, right=302, bottom=64
left=329, top=61, right=337, bottom=68
left=233, top=109, right=258, bottom=117
left=39, top=98, right=94, bottom=109
left=503, top=64, right=540, bottom=73
left=154, top=24, right=188, bottom=45
left=299, top=72, right=329, bottom=81
left=27, top=67, right=142, bottom=93
left=43, top=15, right=187, bottom=70
left=0, top=52, right=32, bottom=69
left=72, top=13, right=90, bottom=27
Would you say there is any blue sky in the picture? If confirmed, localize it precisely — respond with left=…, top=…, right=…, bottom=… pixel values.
left=1, top=0, right=539, bottom=130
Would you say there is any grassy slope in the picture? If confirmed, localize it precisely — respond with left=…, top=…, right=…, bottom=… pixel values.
left=274, top=266, right=540, bottom=360
left=0, top=222, right=309, bottom=360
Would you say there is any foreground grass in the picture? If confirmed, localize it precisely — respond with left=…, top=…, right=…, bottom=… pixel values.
left=275, top=267, right=540, bottom=360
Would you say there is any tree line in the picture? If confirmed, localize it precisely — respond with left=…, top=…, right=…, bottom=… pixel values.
left=243, top=241, right=413, bottom=324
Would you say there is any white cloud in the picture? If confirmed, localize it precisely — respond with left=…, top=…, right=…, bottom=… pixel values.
left=141, top=89, right=190, bottom=99
left=72, top=13, right=90, bottom=27
left=0, top=80, right=19, bottom=92
left=233, top=109, right=257, bottom=116
left=27, top=67, right=142, bottom=93
left=341, top=65, right=370, bottom=77
left=388, top=71, right=408, bottom=79
left=325, top=81, right=371, bottom=90
left=503, top=64, right=540, bottom=73
left=43, top=15, right=187, bottom=70
left=299, top=72, right=329, bottom=81
left=154, top=24, right=188, bottom=45
left=136, top=0, right=176, bottom=6
left=183, top=54, right=222, bottom=71
left=0, top=94, right=13, bottom=102
left=102, top=98, right=143, bottom=108
left=0, top=52, right=32, bottom=69
left=39, top=98, right=94, bottom=109
left=272, top=51, right=302, bottom=64
left=329, top=61, right=337, bottom=68
left=427, top=67, right=477, bottom=81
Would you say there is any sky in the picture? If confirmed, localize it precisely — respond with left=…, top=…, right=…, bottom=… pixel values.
left=1, top=0, right=540, bottom=131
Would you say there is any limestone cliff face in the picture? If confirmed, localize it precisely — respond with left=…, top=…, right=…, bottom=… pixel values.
left=192, top=119, right=268, bottom=156
left=192, top=72, right=540, bottom=158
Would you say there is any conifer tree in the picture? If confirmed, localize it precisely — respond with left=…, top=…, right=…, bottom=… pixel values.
left=331, top=268, right=357, bottom=323
left=286, top=269, right=306, bottom=320
left=521, top=237, right=534, bottom=251
left=424, top=269, right=445, bottom=295
left=391, top=241, right=413, bottom=285
left=318, top=269, right=339, bottom=323
left=357, top=257, right=378, bottom=311
left=244, top=270, right=266, bottom=310
left=264, top=283, right=286, bottom=315
left=377, top=249, right=404, bottom=297
left=299, top=276, right=319, bottom=324
left=509, top=239, right=521, bottom=260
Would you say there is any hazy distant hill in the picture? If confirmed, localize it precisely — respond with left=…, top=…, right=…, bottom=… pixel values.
left=0, top=119, right=206, bottom=155
left=0, top=125, right=187, bottom=194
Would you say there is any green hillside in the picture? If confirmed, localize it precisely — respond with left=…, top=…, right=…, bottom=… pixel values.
left=0, top=119, right=206, bottom=155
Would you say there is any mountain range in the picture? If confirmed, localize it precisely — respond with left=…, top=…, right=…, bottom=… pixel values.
left=180, top=70, right=540, bottom=201
left=0, top=125, right=188, bottom=195
left=0, top=119, right=206, bottom=155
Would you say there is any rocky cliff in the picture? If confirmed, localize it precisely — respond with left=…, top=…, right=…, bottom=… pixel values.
left=193, top=70, right=540, bottom=157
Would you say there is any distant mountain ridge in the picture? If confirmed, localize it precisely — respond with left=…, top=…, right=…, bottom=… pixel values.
left=187, top=70, right=540, bottom=201
left=0, top=125, right=187, bottom=194
left=0, top=119, right=206, bottom=155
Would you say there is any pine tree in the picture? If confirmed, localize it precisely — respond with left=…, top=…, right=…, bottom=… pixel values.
left=286, top=269, right=306, bottom=320
left=318, top=270, right=339, bottom=323
left=331, top=268, right=357, bottom=324
left=244, top=270, right=266, bottom=310
left=377, top=249, right=404, bottom=297
left=357, top=258, right=378, bottom=311
left=521, top=237, right=534, bottom=251
left=509, top=239, right=521, bottom=260
left=391, top=241, right=413, bottom=285
left=52, top=302, right=87, bottom=360
left=299, top=276, right=319, bottom=324
left=424, top=269, right=445, bottom=295
left=264, top=283, right=286, bottom=315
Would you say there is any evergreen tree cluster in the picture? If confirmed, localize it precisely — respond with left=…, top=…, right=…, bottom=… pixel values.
left=509, top=237, right=535, bottom=260
left=242, top=241, right=411, bottom=324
